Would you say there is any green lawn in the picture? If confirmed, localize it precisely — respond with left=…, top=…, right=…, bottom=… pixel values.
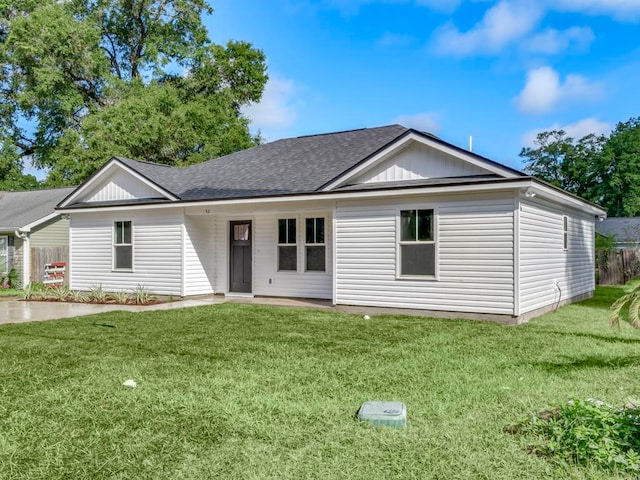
left=1, top=287, right=639, bottom=479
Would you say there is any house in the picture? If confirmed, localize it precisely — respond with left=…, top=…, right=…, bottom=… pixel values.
left=0, top=187, right=75, bottom=287
left=56, top=125, right=605, bottom=323
left=597, top=217, right=640, bottom=249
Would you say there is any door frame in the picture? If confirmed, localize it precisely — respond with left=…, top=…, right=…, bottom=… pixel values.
left=228, top=219, right=253, bottom=294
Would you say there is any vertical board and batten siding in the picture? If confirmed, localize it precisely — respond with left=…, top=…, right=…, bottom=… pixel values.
left=30, top=217, right=69, bottom=247
left=353, top=142, right=490, bottom=184
left=335, top=192, right=515, bottom=314
left=70, top=209, right=183, bottom=295
left=183, top=215, right=215, bottom=295
left=519, top=197, right=595, bottom=314
left=207, top=202, right=334, bottom=299
left=85, top=168, right=166, bottom=203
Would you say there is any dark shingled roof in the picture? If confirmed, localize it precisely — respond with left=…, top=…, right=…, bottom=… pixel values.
left=597, top=218, right=640, bottom=244
left=116, top=125, right=417, bottom=200
left=0, top=187, right=76, bottom=231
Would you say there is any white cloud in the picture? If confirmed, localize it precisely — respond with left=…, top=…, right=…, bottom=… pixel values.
left=392, top=112, right=441, bottom=133
left=242, top=77, right=298, bottom=131
left=525, top=26, right=594, bottom=54
left=432, top=1, right=543, bottom=56
left=551, top=0, right=640, bottom=21
left=514, top=66, right=603, bottom=114
left=522, top=117, right=612, bottom=147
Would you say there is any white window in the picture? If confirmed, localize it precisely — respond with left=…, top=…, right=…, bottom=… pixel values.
left=113, top=221, right=133, bottom=270
left=277, top=218, right=297, bottom=271
left=305, top=217, right=326, bottom=272
left=563, top=215, right=568, bottom=250
left=0, top=236, right=7, bottom=274
left=399, top=209, right=435, bottom=277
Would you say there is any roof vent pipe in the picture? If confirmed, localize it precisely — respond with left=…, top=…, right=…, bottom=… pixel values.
left=469, top=135, right=473, bottom=152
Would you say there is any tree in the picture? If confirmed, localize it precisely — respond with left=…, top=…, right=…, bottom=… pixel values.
left=596, top=118, right=640, bottom=217
left=519, top=118, right=640, bottom=217
left=0, top=0, right=267, bottom=187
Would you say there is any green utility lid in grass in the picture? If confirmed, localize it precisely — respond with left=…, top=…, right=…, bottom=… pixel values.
left=357, top=401, right=407, bottom=429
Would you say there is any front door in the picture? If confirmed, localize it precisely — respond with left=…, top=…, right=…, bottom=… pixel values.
left=229, top=220, right=252, bottom=293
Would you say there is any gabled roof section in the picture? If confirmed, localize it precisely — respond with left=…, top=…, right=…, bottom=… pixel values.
left=320, top=129, right=525, bottom=191
left=0, top=187, right=76, bottom=231
left=59, top=158, right=179, bottom=208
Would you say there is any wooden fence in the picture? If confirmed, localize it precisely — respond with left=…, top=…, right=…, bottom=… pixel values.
left=596, top=249, right=640, bottom=286
left=31, top=246, right=69, bottom=285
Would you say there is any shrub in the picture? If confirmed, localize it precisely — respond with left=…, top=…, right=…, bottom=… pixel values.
left=508, top=398, right=640, bottom=474
left=87, top=285, right=108, bottom=303
left=49, top=286, right=71, bottom=302
left=110, top=291, right=132, bottom=305
left=133, top=285, right=155, bottom=305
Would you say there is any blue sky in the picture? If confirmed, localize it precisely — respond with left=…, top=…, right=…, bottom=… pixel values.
left=204, top=0, right=640, bottom=171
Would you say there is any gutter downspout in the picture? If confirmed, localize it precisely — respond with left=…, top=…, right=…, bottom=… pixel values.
left=14, top=229, right=30, bottom=288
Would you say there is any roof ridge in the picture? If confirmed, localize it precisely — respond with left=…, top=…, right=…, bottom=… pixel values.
left=116, top=157, right=175, bottom=168
left=295, top=124, right=404, bottom=139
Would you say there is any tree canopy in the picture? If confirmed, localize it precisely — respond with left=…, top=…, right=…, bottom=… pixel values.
left=0, top=0, right=267, bottom=187
left=519, top=117, right=640, bottom=217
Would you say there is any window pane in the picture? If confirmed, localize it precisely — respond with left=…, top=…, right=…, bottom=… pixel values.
left=278, top=219, right=286, bottom=244
left=306, top=218, right=314, bottom=243
left=401, top=244, right=435, bottom=276
left=287, top=219, right=296, bottom=244
left=306, top=246, right=325, bottom=271
left=316, top=218, right=324, bottom=243
left=400, top=210, right=416, bottom=241
left=123, top=221, right=131, bottom=244
left=278, top=246, right=297, bottom=271
left=234, top=224, right=249, bottom=241
left=115, top=245, right=132, bottom=269
left=417, top=210, right=433, bottom=241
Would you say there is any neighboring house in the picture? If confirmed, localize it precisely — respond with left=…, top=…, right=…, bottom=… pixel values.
left=597, top=218, right=640, bottom=249
left=57, top=125, right=605, bottom=322
left=0, top=188, right=76, bottom=287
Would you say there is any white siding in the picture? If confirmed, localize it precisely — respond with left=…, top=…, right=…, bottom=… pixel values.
left=335, top=192, right=515, bottom=315
left=31, top=217, right=69, bottom=247
left=84, top=169, right=166, bottom=202
left=183, top=216, right=215, bottom=295
left=354, top=142, right=490, bottom=184
left=519, top=197, right=595, bottom=314
left=70, top=209, right=183, bottom=295
left=207, top=202, right=334, bottom=299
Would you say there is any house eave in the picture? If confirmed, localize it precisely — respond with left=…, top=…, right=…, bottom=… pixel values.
left=56, top=177, right=604, bottom=216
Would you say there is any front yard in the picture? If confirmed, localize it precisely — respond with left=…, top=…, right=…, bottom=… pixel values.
left=1, top=287, right=639, bottom=479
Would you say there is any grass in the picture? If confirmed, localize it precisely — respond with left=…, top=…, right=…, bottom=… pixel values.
left=0, top=288, right=23, bottom=298
left=1, top=286, right=639, bottom=479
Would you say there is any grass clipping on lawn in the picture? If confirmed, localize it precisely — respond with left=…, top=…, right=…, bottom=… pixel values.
left=0, top=286, right=639, bottom=479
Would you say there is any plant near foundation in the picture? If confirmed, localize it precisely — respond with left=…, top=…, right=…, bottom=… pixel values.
left=508, top=398, right=640, bottom=474
left=110, top=291, right=132, bottom=305
left=133, top=285, right=155, bottom=305
left=23, top=282, right=46, bottom=300
left=49, top=286, right=71, bottom=302
left=609, top=283, right=640, bottom=328
left=69, top=290, right=87, bottom=303
left=87, top=285, right=108, bottom=304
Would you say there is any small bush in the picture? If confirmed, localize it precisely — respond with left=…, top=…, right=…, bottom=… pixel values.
left=133, top=285, right=155, bottom=305
left=508, top=398, right=640, bottom=474
left=110, top=291, right=132, bottom=304
left=87, top=285, right=108, bottom=303
left=49, top=286, right=71, bottom=302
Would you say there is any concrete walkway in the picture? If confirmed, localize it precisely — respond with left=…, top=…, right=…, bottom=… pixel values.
left=0, top=295, right=334, bottom=325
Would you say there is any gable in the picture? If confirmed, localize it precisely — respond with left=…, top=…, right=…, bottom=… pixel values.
left=351, top=141, right=493, bottom=184
left=60, top=159, right=177, bottom=207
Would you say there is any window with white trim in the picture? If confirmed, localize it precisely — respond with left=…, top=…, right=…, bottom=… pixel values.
left=563, top=215, right=568, bottom=250
left=277, top=218, right=297, bottom=271
left=0, top=236, right=7, bottom=274
left=305, top=217, right=326, bottom=272
left=113, top=221, right=133, bottom=270
left=399, top=209, right=435, bottom=276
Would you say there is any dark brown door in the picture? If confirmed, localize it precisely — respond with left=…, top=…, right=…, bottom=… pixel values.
left=229, top=220, right=252, bottom=293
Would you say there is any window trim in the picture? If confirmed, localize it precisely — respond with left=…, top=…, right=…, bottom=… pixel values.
left=563, top=215, right=569, bottom=251
left=0, top=235, right=8, bottom=275
left=113, top=220, right=134, bottom=271
left=396, top=207, right=438, bottom=280
left=277, top=218, right=297, bottom=272
left=304, top=216, right=327, bottom=272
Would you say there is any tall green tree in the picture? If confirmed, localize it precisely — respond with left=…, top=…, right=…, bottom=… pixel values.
left=0, top=0, right=267, bottom=187
left=519, top=118, right=640, bottom=217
